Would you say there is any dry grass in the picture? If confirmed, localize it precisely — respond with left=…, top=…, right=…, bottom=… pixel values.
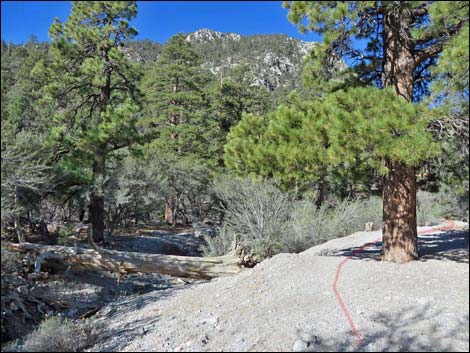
left=4, top=316, right=99, bottom=352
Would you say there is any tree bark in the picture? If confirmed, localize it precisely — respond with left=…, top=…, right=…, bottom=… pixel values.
left=380, top=7, right=419, bottom=262
left=165, top=199, right=174, bottom=225
left=89, top=156, right=105, bottom=243
left=315, top=178, right=326, bottom=207
left=89, top=44, right=112, bottom=243
left=381, top=160, right=418, bottom=262
left=14, top=186, right=26, bottom=243
left=3, top=242, right=244, bottom=280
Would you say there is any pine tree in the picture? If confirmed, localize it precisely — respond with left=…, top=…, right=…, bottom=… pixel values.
left=1, top=37, right=53, bottom=240
left=213, top=63, right=270, bottom=132
left=225, top=87, right=439, bottom=203
left=429, top=23, right=469, bottom=201
left=141, top=33, right=213, bottom=224
left=207, top=63, right=270, bottom=168
left=142, top=33, right=211, bottom=154
left=44, top=1, right=142, bottom=241
left=283, top=1, right=469, bottom=262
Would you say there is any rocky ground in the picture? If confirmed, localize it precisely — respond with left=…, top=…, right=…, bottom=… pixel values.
left=1, top=226, right=206, bottom=343
left=88, top=223, right=469, bottom=352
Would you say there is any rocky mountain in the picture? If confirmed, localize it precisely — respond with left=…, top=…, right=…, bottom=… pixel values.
left=125, top=28, right=317, bottom=93
left=186, top=29, right=316, bottom=92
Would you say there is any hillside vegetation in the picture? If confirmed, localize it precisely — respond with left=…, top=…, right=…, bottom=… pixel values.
left=1, top=1, right=468, bottom=351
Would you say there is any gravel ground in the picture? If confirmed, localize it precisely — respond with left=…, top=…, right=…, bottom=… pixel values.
left=89, top=224, right=469, bottom=352
left=1, top=227, right=202, bottom=344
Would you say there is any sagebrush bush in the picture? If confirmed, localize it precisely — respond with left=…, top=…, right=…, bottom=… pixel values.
left=203, top=177, right=465, bottom=260
left=211, top=176, right=290, bottom=259
left=358, top=196, right=383, bottom=230
left=283, top=200, right=332, bottom=253
left=5, top=316, right=98, bottom=352
left=285, top=197, right=383, bottom=253
left=205, top=177, right=385, bottom=259
left=416, top=190, right=451, bottom=226
left=418, top=187, right=469, bottom=223
left=200, top=224, right=236, bottom=257
left=329, top=198, right=374, bottom=237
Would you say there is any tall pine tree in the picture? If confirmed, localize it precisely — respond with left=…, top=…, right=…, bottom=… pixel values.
left=283, top=1, right=469, bottom=262
left=44, top=1, right=142, bottom=241
left=141, top=33, right=213, bottom=224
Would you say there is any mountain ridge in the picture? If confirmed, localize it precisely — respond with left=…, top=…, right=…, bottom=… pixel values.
left=125, top=28, right=317, bottom=92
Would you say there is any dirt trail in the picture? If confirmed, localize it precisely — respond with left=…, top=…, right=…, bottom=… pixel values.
left=89, top=223, right=469, bottom=352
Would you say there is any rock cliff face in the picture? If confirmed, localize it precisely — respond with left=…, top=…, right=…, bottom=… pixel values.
left=186, top=28, right=316, bottom=91
left=125, top=28, right=317, bottom=92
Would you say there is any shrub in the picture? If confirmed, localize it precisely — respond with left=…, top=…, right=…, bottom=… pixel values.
left=283, top=199, right=332, bottom=253
left=416, top=190, right=451, bottom=226
left=285, top=196, right=383, bottom=253
left=200, top=224, right=236, bottom=257
left=5, top=316, right=98, bottom=352
left=328, top=198, right=375, bottom=238
left=56, top=225, right=75, bottom=245
left=205, top=176, right=385, bottom=259
left=358, top=196, right=383, bottom=230
left=202, top=182, right=467, bottom=259
left=211, top=176, right=290, bottom=259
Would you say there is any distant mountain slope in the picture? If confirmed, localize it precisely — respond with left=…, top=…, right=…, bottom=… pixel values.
left=186, top=28, right=316, bottom=91
left=125, top=28, right=317, bottom=93
left=3, top=29, right=316, bottom=96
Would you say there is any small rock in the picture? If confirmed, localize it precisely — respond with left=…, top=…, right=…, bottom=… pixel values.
left=17, top=285, right=29, bottom=295
left=201, top=334, right=209, bottom=345
left=292, top=339, right=309, bottom=352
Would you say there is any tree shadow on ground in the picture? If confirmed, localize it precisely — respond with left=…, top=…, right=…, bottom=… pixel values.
left=90, top=289, right=174, bottom=352
left=321, top=230, right=469, bottom=263
left=90, top=279, right=210, bottom=351
left=296, top=304, right=469, bottom=352
left=108, top=229, right=204, bottom=256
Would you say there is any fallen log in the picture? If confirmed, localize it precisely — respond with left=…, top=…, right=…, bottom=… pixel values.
left=3, top=242, right=244, bottom=280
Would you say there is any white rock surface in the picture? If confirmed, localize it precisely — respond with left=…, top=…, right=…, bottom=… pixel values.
left=90, top=223, right=469, bottom=352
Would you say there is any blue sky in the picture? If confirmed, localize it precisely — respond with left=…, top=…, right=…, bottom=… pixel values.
left=1, top=1, right=322, bottom=44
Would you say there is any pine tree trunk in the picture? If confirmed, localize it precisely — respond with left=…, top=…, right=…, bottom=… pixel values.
left=380, top=7, right=419, bottom=262
left=381, top=160, right=418, bottom=262
left=164, top=205, right=173, bottom=225
left=165, top=198, right=175, bottom=225
left=89, top=46, right=111, bottom=244
left=89, top=157, right=105, bottom=243
left=315, top=178, right=326, bottom=207
left=14, top=186, right=26, bottom=243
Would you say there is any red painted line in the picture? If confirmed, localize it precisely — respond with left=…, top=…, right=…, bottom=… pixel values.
left=333, top=220, right=456, bottom=347
left=417, top=220, right=456, bottom=235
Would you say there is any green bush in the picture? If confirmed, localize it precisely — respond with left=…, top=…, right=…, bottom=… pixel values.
left=205, top=177, right=385, bottom=259
left=285, top=196, right=383, bottom=253
left=5, top=316, right=98, bottom=352
left=56, top=225, right=75, bottom=245
left=211, top=176, right=290, bottom=259
left=203, top=178, right=467, bottom=260
left=200, top=224, right=236, bottom=257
